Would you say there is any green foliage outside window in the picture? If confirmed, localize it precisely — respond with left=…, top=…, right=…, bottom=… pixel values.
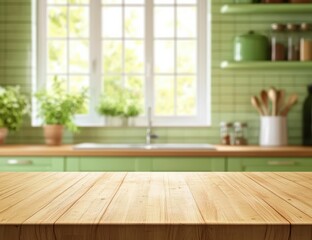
left=0, top=86, right=29, bottom=131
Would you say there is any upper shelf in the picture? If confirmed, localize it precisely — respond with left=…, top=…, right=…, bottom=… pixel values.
left=220, top=4, right=312, bottom=14
left=220, top=61, right=312, bottom=69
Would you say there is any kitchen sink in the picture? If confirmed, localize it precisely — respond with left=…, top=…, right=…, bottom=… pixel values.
left=73, top=143, right=216, bottom=150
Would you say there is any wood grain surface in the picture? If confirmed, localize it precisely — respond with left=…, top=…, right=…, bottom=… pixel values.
left=1, top=145, right=312, bottom=157
left=0, top=172, right=311, bottom=240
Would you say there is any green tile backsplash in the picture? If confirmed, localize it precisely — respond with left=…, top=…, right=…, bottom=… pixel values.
left=0, top=0, right=311, bottom=145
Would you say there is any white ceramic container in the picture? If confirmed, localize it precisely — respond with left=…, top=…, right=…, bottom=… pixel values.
left=259, top=116, right=288, bottom=146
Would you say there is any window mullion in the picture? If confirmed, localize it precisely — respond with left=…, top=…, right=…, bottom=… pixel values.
left=89, top=0, right=102, bottom=122
left=174, top=0, right=177, bottom=116
left=66, top=2, right=70, bottom=92
left=145, top=0, right=154, bottom=121
left=198, top=0, right=209, bottom=124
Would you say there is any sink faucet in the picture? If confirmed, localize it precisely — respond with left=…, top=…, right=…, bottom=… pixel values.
left=146, top=107, right=158, bottom=144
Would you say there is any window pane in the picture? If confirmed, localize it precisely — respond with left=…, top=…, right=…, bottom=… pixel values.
left=70, top=75, right=89, bottom=114
left=154, top=40, right=174, bottom=73
left=69, top=40, right=89, bottom=73
left=177, top=40, right=196, bottom=73
left=154, top=7, right=174, bottom=38
left=103, top=76, right=122, bottom=97
left=47, top=75, right=67, bottom=91
left=70, top=75, right=89, bottom=92
left=48, top=40, right=67, bottom=73
left=102, top=7, right=122, bottom=38
left=125, top=76, right=144, bottom=111
left=177, top=0, right=196, bottom=4
left=69, top=7, right=89, bottom=38
left=103, top=40, right=122, bottom=73
left=125, top=7, right=144, bottom=38
left=125, top=40, right=144, bottom=73
left=125, top=0, right=144, bottom=4
left=48, top=7, right=67, bottom=38
left=69, top=0, right=89, bottom=3
left=155, top=76, right=174, bottom=116
left=48, top=0, right=67, bottom=4
left=154, top=0, right=174, bottom=4
left=177, top=76, right=196, bottom=115
left=102, top=0, right=122, bottom=4
left=177, top=7, right=197, bottom=38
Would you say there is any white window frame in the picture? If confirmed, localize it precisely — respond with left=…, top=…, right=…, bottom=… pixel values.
left=33, top=0, right=210, bottom=127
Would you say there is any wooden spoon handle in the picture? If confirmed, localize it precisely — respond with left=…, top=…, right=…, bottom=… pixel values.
left=251, top=96, right=264, bottom=116
left=281, top=95, right=298, bottom=116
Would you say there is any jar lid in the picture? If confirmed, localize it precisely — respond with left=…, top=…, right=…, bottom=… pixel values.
left=271, top=23, right=285, bottom=31
left=286, top=24, right=299, bottom=31
left=237, top=31, right=268, bottom=40
left=301, top=23, right=312, bottom=31
left=220, top=122, right=233, bottom=127
left=234, top=122, right=248, bottom=128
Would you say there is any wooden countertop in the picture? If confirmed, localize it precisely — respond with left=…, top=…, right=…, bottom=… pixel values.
left=0, top=172, right=311, bottom=240
left=0, top=144, right=312, bottom=157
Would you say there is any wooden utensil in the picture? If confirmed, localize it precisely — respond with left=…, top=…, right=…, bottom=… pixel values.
left=251, top=96, right=264, bottom=116
left=268, top=88, right=278, bottom=116
left=276, top=89, right=285, bottom=115
left=281, top=94, right=298, bottom=116
left=260, top=90, right=269, bottom=115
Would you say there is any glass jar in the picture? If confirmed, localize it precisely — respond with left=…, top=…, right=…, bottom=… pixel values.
left=271, top=24, right=287, bottom=61
left=286, top=24, right=300, bottom=61
left=233, top=122, right=248, bottom=145
left=300, top=23, right=312, bottom=61
left=220, top=122, right=233, bottom=145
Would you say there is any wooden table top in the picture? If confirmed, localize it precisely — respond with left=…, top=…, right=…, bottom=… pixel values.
left=1, top=144, right=312, bottom=157
left=0, top=172, right=311, bottom=240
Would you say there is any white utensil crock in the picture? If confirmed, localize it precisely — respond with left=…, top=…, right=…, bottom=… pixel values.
left=259, top=116, right=288, bottom=146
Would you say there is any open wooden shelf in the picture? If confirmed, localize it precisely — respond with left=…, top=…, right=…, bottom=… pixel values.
left=220, top=4, right=312, bottom=14
left=220, top=61, right=312, bottom=69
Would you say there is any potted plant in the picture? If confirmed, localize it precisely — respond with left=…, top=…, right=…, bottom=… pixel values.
left=35, top=77, right=87, bottom=145
left=97, top=85, right=141, bottom=126
left=0, top=86, right=29, bottom=144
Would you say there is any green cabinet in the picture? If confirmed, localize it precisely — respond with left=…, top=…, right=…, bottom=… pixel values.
left=1, top=156, right=312, bottom=172
left=66, top=157, right=226, bottom=172
left=0, top=157, right=65, bottom=172
left=66, top=157, right=152, bottom=172
left=227, top=157, right=312, bottom=172
left=152, top=157, right=225, bottom=172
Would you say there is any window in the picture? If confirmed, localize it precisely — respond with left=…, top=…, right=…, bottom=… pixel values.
left=36, top=0, right=210, bottom=126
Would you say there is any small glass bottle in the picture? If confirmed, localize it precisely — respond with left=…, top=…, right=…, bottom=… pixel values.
left=303, top=85, right=312, bottom=146
left=220, top=122, right=233, bottom=145
left=233, top=122, right=248, bottom=145
left=271, top=23, right=287, bottom=61
left=286, top=24, right=300, bottom=61
left=300, top=23, right=312, bottom=61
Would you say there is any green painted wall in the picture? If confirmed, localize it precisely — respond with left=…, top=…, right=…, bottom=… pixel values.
left=0, top=0, right=310, bottom=145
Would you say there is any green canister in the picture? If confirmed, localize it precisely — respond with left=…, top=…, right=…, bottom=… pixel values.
left=234, top=31, right=269, bottom=61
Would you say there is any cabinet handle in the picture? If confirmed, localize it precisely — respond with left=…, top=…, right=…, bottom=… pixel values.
left=267, top=160, right=296, bottom=166
left=6, top=159, right=33, bottom=165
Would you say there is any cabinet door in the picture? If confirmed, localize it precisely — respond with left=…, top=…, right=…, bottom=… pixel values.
left=152, top=157, right=225, bottom=172
left=65, top=157, right=226, bottom=172
left=66, top=157, right=153, bottom=172
left=227, top=157, right=312, bottom=172
left=0, top=157, right=64, bottom=172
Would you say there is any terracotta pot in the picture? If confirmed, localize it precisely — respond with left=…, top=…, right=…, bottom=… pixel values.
left=43, top=125, right=64, bottom=145
left=0, top=128, right=8, bottom=144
